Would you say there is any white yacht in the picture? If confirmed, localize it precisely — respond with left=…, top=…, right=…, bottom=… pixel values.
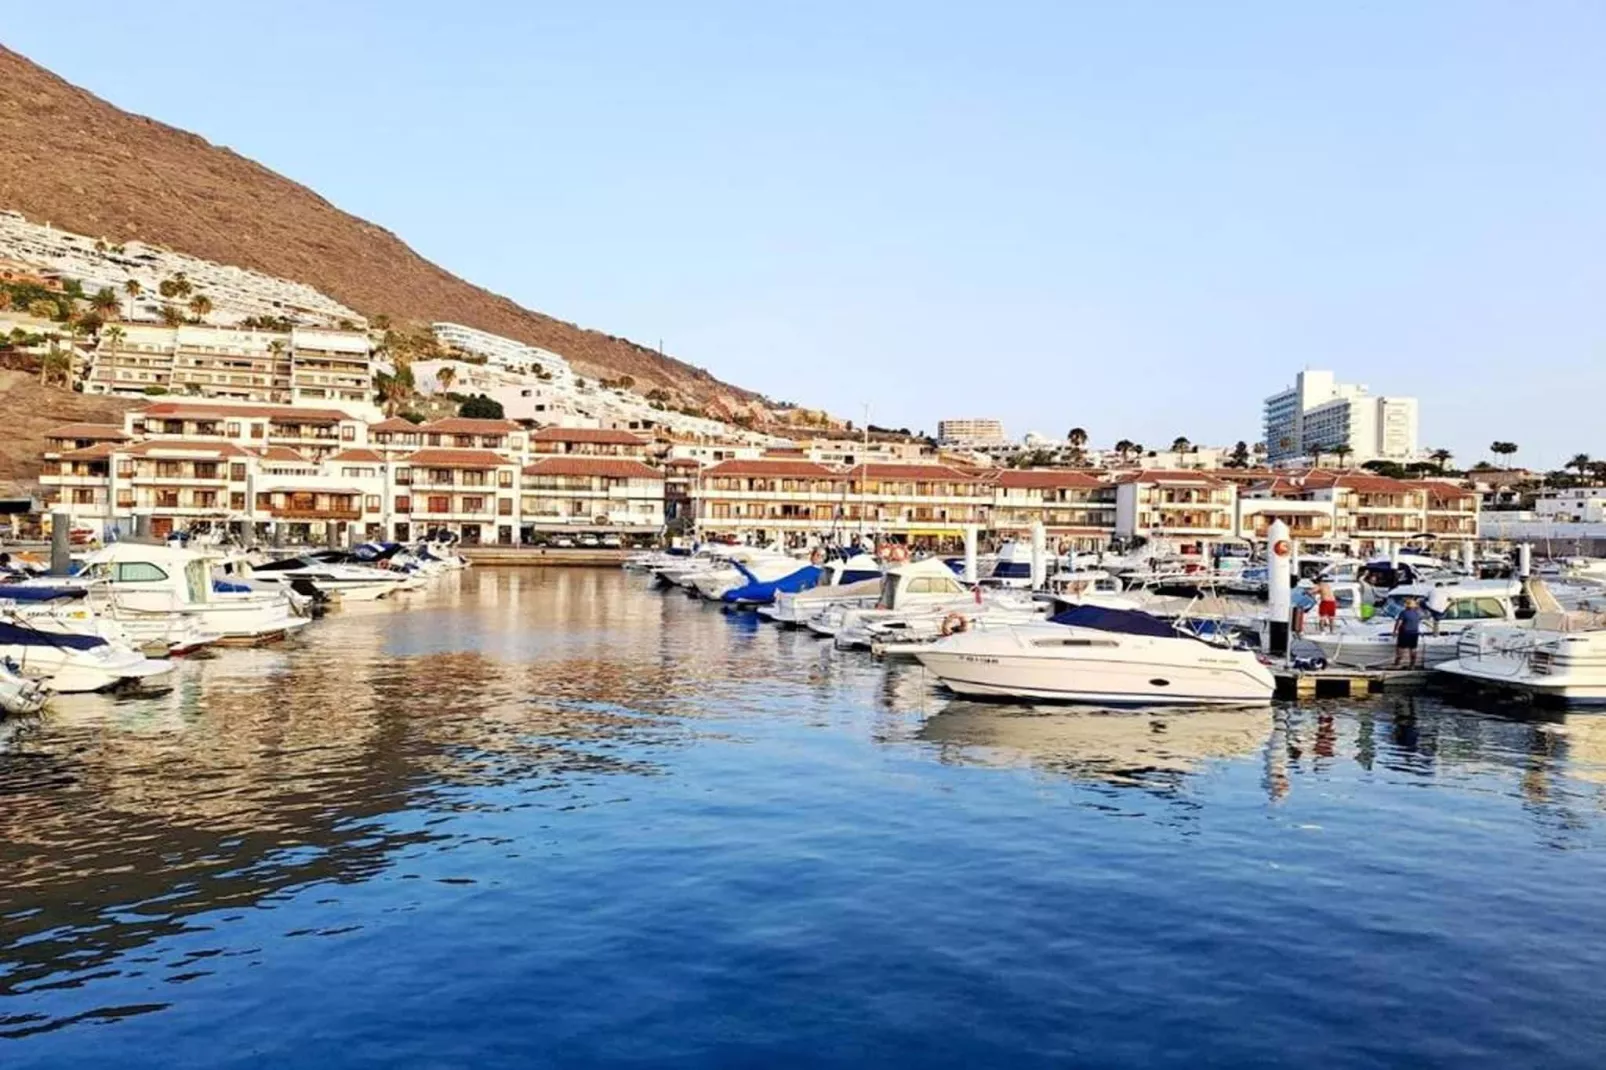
left=913, top=604, right=1276, bottom=706
left=1301, top=579, right=1523, bottom=669
left=247, top=553, right=414, bottom=602
left=830, top=559, right=1037, bottom=650
left=760, top=553, right=883, bottom=624
left=0, top=612, right=173, bottom=693
left=1435, top=582, right=1606, bottom=703
left=69, top=543, right=306, bottom=645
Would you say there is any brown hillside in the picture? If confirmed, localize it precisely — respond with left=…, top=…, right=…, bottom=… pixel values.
left=0, top=45, right=758, bottom=407
left=0, top=370, right=139, bottom=492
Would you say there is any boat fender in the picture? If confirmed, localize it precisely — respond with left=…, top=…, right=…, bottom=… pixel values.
left=940, top=612, right=969, bottom=636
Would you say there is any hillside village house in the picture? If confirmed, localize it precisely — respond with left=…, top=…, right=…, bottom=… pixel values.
left=520, top=458, right=665, bottom=535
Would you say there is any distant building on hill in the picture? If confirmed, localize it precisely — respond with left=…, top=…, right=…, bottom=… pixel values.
left=937, top=418, right=1007, bottom=446
left=1263, top=369, right=1418, bottom=466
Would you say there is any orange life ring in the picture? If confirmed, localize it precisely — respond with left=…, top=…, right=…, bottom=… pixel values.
left=1272, top=539, right=1291, bottom=558
left=940, top=612, right=969, bottom=636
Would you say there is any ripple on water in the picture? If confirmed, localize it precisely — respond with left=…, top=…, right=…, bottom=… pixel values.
left=1, top=568, right=1605, bottom=1067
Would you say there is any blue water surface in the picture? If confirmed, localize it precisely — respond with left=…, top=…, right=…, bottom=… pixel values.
left=2, top=568, right=1605, bottom=1068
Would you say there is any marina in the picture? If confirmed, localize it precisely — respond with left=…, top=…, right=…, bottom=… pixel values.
left=4, top=566, right=1606, bottom=1067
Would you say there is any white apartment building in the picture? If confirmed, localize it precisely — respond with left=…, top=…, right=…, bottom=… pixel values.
left=430, top=322, right=576, bottom=387
left=936, top=418, right=1007, bottom=446
left=1263, top=370, right=1418, bottom=465
left=85, top=323, right=379, bottom=418
left=1535, top=487, right=1606, bottom=524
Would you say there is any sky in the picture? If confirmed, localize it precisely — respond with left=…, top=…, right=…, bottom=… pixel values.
left=4, top=2, right=1604, bottom=469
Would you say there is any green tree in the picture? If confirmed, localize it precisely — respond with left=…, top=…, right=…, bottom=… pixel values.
left=159, top=304, right=186, bottom=327
left=1363, top=459, right=1408, bottom=479
left=26, top=297, right=58, bottom=320
left=187, top=294, right=213, bottom=323
left=458, top=393, right=504, bottom=420
left=1170, top=436, right=1191, bottom=453
left=1490, top=441, right=1519, bottom=468
left=1568, top=453, right=1592, bottom=479
left=1332, top=443, right=1352, bottom=468
left=90, top=286, right=120, bottom=319
left=1227, top=441, right=1251, bottom=468
left=436, top=365, right=457, bottom=394
left=1426, top=448, right=1452, bottom=474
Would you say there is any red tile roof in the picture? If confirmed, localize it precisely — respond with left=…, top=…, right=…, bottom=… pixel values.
left=1405, top=480, right=1475, bottom=503
left=402, top=448, right=512, bottom=468
left=1114, top=469, right=1229, bottom=487
left=703, top=459, right=839, bottom=478
left=328, top=448, right=386, bottom=464
left=663, top=458, right=703, bottom=469
left=857, top=463, right=984, bottom=481
left=254, top=446, right=314, bottom=463
left=58, top=443, right=116, bottom=461
left=44, top=423, right=132, bottom=441
left=1329, top=474, right=1418, bottom=493
left=122, top=440, right=254, bottom=458
left=522, top=457, right=663, bottom=479
left=138, top=402, right=350, bottom=424
left=369, top=417, right=423, bottom=432
left=997, top=469, right=1106, bottom=490
left=530, top=426, right=648, bottom=445
left=422, top=417, right=522, bottom=434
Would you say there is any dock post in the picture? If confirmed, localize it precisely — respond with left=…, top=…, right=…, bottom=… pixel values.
left=49, top=511, right=71, bottom=576
left=1462, top=540, right=1475, bottom=574
left=1030, top=521, right=1047, bottom=590
left=1518, top=543, right=1532, bottom=579
left=1267, top=518, right=1292, bottom=657
left=963, top=524, right=978, bottom=584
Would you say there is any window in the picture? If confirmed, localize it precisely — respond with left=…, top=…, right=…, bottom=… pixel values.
left=226, top=422, right=240, bottom=437
left=497, top=498, right=513, bottom=516
left=251, top=424, right=265, bottom=439
left=395, top=495, right=411, bottom=512
left=396, top=468, right=411, bottom=484
left=231, top=493, right=245, bottom=510
left=463, top=496, right=485, bottom=513
left=428, top=496, right=450, bottom=514
left=115, top=562, right=168, bottom=583
left=230, top=463, right=246, bottom=482
left=366, top=495, right=381, bottom=511
left=193, top=462, right=219, bottom=480
left=498, top=469, right=513, bottom=488
left=341, top=425, right=356, bottom=441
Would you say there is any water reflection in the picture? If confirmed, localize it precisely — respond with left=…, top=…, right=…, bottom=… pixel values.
left=3, top=569, right=1606, bottom=1060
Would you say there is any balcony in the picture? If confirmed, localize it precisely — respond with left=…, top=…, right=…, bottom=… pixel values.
left=268, top=507, right=363, bottom=521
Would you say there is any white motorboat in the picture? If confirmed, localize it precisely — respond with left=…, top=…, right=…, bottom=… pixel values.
left=913, top=604, right=1276, bottom=706
left=68, top=542, right=305, bottom=645
left=834, top=558, right=1035, bottom=650
left=1301, top=579, right=1524, bottom=669
left=247, top=554, right=412, bottom=602
left=760, top=553, right=883, bottom=624
left=0, top=657, right=49, bottom=715
left=689, top=551, right=801, bottom=601
left=1435, top=582, right=1606, bottom=703
left=0, top=614, right=173, bottom=693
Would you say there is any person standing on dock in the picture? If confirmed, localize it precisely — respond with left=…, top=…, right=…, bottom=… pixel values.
left=1426, top=582, right=1451, bottom=634
left=1392, top=597, right=1425, bottom=669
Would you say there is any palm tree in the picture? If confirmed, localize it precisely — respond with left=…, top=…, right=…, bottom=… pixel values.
left=436, top=365, right=457, bottom=394
left=123, top=278, right=142, bottom=319
left=1332, top=443, right=1352, bottom=468
left=1568, top=453, right=1592, bottom=479
left=1113, top=438, right=1135, bottom=463
left=1170, top=436, right=1191, bottom=453
left=101, top=324, right=125, bottom=382
left=1228, top=441, right=1251, bottom=468
left=1067, top=427, right=1088, bottom=448
left=1490, top=441, right=1519, bottom=468
left=1428, top=448, right=1453, bottom=474
left=187, top=294, right=213, bottom=323
left=159, top=304, right=185, bottom=328
left=39, top=342, right=72, bottom=387
left=1309, top=445, right=1324, bottom=470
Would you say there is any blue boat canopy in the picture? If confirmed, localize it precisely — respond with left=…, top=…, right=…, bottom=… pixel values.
left=1047, top=604, right=1182, bottom=639
left=0, top=586, right=87, bottom=603
left=0, top=620, right=108, bottom=649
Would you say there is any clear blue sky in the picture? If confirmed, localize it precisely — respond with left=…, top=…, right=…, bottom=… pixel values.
left=7, top=2, right=1604, bottom=468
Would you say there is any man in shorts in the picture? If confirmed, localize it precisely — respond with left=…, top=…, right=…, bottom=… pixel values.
left=1393, top=597, right=1425, bottom=669
left=1315, top=579, right=1339, bottom=633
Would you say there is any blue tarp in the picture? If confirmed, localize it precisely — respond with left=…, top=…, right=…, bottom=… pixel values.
left=214, top=580, right=253, bottom=593
left=722, top=564, right=824, bottom=605
left=1047, top=604, right=1182, bottom=639
left=0, top=586, right=86, bottom=603
left=0, top=620, right=107, bottom=649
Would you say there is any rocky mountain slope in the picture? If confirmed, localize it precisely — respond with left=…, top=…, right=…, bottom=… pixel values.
left=0, top=45, right=762, bottom=412
left=0, top=369, right=139, bottom=492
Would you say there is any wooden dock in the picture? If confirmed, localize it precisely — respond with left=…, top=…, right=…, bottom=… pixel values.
left=1273, top=666, right=1434, bottom=700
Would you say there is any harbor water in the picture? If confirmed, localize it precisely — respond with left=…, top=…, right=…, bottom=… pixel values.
left=4, top=568, right=1606, bottom=1067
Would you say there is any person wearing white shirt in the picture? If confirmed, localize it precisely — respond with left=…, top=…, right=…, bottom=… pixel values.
left=1425, top=582, right=1451, bottom=634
